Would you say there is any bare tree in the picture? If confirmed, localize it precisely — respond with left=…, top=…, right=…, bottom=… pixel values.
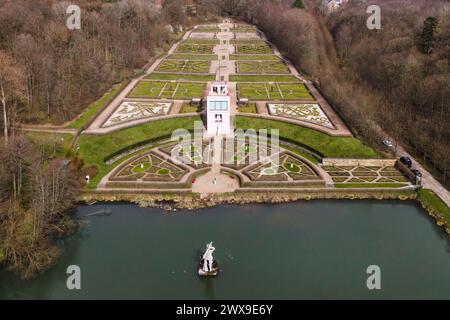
left=0, top=51, right=24, bottom=143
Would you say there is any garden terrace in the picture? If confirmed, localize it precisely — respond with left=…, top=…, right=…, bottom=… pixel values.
left=159, top=140, right=212, bottom=170
left=155, top=60, right=211, bottom=73
left=236, top=61, right=289, bottom=74
left=77, top=116, right=200, bottom=188
left=109, top=151, right=189, bottom=183
left=102, top=101, right=172, bottom=128
left=145, top=73, right=215, bottom=82
left=193, top=27, right=221, bottom=32
left=167, top=54, right=218, bottom=61
left=323, top=165, right=411, bottom=187
left=182, top=39, right=220, bottom=45
left=229, top=75, right=301, bottom=82
left=230, top=54, right=281, bottom=61
left=175, top=44, right=215, bottom=54
left=237, top=83, right=314, bottom=101
left=128, top=81, right=206, bottom=100
left=267, top=103, right=334, bottom=129
left=243, top=152, right=321, bottom=182
left=235, top=43, right=273, bottom=54
left=231, top=28, right=257, bottom=32
left=222, top=137, right=278, bottom=170
left=189, top=32, right=216, bottom=40
left=231, top=39, right=269, bottom=45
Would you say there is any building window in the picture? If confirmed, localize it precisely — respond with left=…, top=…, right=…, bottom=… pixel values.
left=209, top=101, right=228, bottom=111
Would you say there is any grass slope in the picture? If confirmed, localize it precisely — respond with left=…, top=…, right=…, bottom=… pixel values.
left=236, top=116, right=379, bottom=158
left=26, top=131, right=75, bottom=157
left=418, top=189, right=450, bottom=229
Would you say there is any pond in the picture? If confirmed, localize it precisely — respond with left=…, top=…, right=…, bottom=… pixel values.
left=1, top=200, right=450, bottom=299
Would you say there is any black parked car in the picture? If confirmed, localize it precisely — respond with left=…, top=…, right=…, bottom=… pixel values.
left=411, top=169, right=422, bottom=178
left=400, top=156, right=412, bottom=168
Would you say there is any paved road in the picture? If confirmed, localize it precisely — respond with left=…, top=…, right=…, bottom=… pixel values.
left=394, top=143, right=450, bottom=206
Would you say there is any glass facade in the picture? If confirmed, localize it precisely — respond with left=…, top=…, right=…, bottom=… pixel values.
left=208, top=100, right=228, bottom=111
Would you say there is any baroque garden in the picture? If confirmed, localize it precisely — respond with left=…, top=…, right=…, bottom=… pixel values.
left=28, top=20, right=416, bottom=199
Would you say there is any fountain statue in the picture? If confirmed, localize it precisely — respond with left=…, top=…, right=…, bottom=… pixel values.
left=198, top=242, right=219, bottom=276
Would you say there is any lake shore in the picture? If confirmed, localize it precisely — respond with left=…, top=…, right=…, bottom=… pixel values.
left=79, top=189, right=450, bottom=236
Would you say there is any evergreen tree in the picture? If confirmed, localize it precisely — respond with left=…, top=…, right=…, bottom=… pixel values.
left=292, top=0, right=305, bottom=9
left=419, top=17, right=438, bottom=54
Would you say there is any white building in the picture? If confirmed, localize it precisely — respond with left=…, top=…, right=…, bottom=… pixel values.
left=206, top=81, right=231, bottom=136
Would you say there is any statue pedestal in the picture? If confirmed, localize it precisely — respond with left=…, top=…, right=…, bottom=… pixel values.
left=198, top=259, right=219, bottom=277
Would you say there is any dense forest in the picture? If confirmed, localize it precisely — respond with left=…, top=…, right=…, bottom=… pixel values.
left=0, top=136, right=81, bottom=278
left=0, top=0, right=193, bottom=126
left=221, top=0, right=450, bottom=185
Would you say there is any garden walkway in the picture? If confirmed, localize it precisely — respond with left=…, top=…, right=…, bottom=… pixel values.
left=192, top=137, right=239, bottom=195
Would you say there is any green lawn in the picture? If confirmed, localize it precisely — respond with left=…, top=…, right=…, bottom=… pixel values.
left=167, top=54, right=218, bottom=61
left=183, top=39, right=220, bottom=45
left=230, top=75, right=300, bottom=82
left=193, top=27, right=221, bottom=32
left=418, top=189, right=450, bottom=228
left=236, top=43, right=273, bottom=54
left=146, top=73, right=215, bottom=82
left=237, top=83, right=313, bottom=100
left=66, top=82, right=126, bottom=129
left=156, top=60, right=210, bottom=73
left=26, top=131, right=75, bottom=158
left=237, top=61, right=289, bottom=74
left=279, top=83, right=313, bottom=100
left=128, top=81, right=205, bottom=99
left=230, top=54, right=280, bottom=61
left=78, top=116, right=200, bottom=188
left=231, top=39, right=267, bottom=45
left=176, top=44, right=215, bottom=54
left=132, top=162, right=151, bottom=173
left=181, top=103, right=202, bottom=113
left=281, top=145, right=319, bottom=164
left=232, top=28, right=257, bottom=32
left=236, top=116, right=379, bottom=158
left=172, top=82, right=206, bottom=99
left=128, top=81, right=166, bottom=98
left=238, top=103, right=258, bottom=113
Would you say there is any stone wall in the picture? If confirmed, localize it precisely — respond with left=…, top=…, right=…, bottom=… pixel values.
left=322, top=158, right=397, bottom=167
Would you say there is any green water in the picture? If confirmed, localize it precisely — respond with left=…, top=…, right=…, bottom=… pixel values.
left=1, top=200, right=450, bottom=299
